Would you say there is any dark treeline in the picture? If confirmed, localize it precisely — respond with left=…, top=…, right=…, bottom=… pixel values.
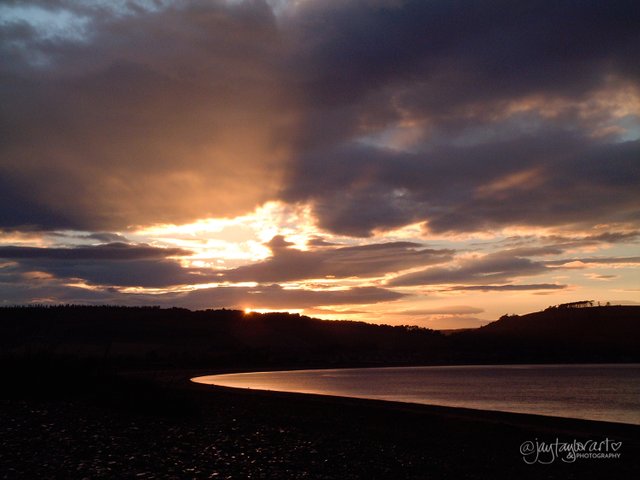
left=453, top=305, right=640, bottom=364
left=1, top=305, right=639, bottom=371
left=0, top=306, right=446, bottom=369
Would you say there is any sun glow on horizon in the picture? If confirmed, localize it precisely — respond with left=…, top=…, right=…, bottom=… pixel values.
left=131, top=201, right=325, bottom=266
left=243, top=307, right=305, bottom=316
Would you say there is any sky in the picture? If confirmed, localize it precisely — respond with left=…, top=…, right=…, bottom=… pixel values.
left=1, top=0, right=639, bottom=329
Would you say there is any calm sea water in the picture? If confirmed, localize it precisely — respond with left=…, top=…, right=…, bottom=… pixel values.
left=192, top=364, right=640, bottom=425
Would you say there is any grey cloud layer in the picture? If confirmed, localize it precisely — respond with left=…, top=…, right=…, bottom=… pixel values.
left=0, top=240, right=405, bottom=306
left=1, top=0, right=290, bottom=230
left=287, top=0, right=639, bottom=109
left=0, top=243, right=187, bottom=260
left=0, top=233, right=633, bottom=308
left=389, top=250, right=548, bottom=286
left=223, top=236, right=453, bottom=282
left=0, top=243, right=208, bottom=288
left=388, top=247, right=639, bottom=288
left=166, top=284, right=405, bottom=310
left=282, top=0, right=640, bottom=235
left=0, top=237, right=453, bottom=289
left=0, top=0, right=638, bottom=235
left=283, top=133, right=640, bottom=236
left=0, top=273, right=404, bottom=309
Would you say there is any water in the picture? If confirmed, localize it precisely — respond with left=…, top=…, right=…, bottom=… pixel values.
left=192, top=364, right=640, bottom=425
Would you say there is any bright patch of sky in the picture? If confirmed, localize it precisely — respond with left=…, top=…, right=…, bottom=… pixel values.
left=0, top=4, right=90, bottom=42
left=130, top=201, right=329, bottom=267
left=3, top=200, right=638, bottom=327
left=0, top=1, right=178, bottom=43
left=614, top=116, right=640, bottom=142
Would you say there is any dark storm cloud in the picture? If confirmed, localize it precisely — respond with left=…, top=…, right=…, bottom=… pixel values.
left=283, top=135, right=640, bottom=236
left=287, top=0, right=640, bottom=110
left=1, top=0, right=638, bottom=235
left=0, top=0, right=290, bottom=231
left=0, top=243, right=188, bottom=260
left=80, top=232, right=130, bottom=243
left=0, top=243, right=211, bottom=288
left=223, top=235, right=453, bottom=282
left=279, top=0, right=640, bottom=235
left=28, top=259, right=216, bottom=288
left=389, top=251, right=548, bottom=287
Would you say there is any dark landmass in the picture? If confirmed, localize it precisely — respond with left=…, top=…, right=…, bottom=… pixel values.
left=1, top=304, right=639, bottom=478
left=0, top=305, right=446, bottom=369
left=452, top=304, right=640, bottom=364
left=1, top=304, right=639, bottom=368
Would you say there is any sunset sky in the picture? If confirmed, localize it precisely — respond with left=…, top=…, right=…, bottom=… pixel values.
left=1, top=0, right=639, bottom=328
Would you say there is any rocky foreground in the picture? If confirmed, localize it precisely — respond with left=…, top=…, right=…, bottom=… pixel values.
left=1, top=368, right=640, bottom=479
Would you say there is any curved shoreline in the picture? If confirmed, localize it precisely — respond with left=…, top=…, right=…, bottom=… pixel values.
left=189, top=364, right=640, bottom=428
left=187, top=380, right=640, bottom=439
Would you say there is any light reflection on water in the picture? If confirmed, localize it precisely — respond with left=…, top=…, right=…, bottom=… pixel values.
left=192, top=364, right=640, bottom=425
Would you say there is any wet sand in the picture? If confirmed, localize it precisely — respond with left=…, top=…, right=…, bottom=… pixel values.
left=1, top=369, right=639, bottom=479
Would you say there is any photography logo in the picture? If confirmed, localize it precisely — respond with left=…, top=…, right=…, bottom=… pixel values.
left=520, top=438, right=622, bottom=464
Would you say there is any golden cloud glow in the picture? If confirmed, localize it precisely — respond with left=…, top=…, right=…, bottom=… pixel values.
left=133, top=201, right=323, bottom=268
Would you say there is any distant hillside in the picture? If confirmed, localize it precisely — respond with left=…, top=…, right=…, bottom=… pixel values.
left=478, top=305, right=639, bottom=338
left=0, top=306, right=446, bottom=368
left=451, top=305, right=640, bottom=363
left=1, top=304, right=638, bottom=368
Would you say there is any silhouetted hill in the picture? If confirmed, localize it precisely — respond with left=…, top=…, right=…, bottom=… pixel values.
left=451, top=305, right=640, bottom=363
left=0, top=306, right=446, bottom=368
left=1, top=304, right=639, bottom=369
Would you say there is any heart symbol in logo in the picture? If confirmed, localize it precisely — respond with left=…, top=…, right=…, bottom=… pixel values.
left=611, top=442, right=622, bottom=452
